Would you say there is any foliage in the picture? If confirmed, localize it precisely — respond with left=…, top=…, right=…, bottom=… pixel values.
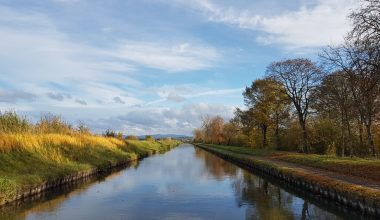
left=0, top=111, right=31, bottom=133
left=0, top=132, right=180, bottom=204
left=194, top=0, right=380, bottom=157
left=126, top=135, right=138, bottom=140
left=145, top=135, right=155, bottom=141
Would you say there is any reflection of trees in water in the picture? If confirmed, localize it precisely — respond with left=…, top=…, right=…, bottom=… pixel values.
left=194, top=148, right=239, bottom=179
left=233, top=171, right=295, bottom=220
left=196, top=149, right=342, bottom=220
left=233, top=171, right=343, bottom=220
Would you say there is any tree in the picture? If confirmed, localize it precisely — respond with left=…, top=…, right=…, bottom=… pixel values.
left=243, top=78, right=290, bottom=148
left=349, top=0, right=380, bottom=51
left=193, top=128, right=205, bottom=143
left=145, top=135, right=155, bottom=141
left=223, top=121, right=240, bottom=145
left=209, top=116, right=225, bottom=144
left=312, top=72, right=355, bottom=156
left=200, top=115, right=225, bottom=144
left=321, top=41, right=380, bottom=156
left=267, top=59, right=322, bottom=153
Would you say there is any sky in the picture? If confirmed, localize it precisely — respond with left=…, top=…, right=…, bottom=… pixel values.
left=0, top=0, right=358, bottom=135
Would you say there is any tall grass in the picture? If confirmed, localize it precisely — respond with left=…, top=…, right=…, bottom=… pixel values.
left=0, top=111, right=181, bottom=204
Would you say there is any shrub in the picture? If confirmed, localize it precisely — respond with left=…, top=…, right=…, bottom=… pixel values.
left=0, top=111, right=31, bottom=133
left=145, top=135, right=155, bottom=141
left=126, top=135, right=138, bottom=140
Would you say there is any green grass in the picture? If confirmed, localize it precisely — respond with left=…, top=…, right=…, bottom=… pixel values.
left=196, top=143, right=380, bottom=203
left=197, top=143, right=380, bottom=182
left=0, top=134, right=181, bottom=205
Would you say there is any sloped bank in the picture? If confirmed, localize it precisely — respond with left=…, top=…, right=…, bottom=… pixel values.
left=195, top=144, right=380, bottom=218
left=0, top=135, right=181, bottom=207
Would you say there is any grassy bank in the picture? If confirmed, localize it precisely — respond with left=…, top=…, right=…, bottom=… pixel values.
left=0, top=133, right=181, bottom=205
left=197, top=144, right=380, bottom=183
left=196, top=143, right=380, bottom=216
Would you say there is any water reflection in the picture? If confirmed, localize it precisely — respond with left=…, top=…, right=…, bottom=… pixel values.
left=1, top=144, right=366, bottom=219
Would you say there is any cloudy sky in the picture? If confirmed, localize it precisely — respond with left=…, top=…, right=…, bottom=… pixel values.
left=0, top=0, right=358, bottom=135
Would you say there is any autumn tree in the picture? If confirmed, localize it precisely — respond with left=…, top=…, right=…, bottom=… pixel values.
left=209, top=116, right=225, bottom=144
left=223, top=121, right=240, bottom=145
left=243, top=78, right=290, bottom=148
left=312, top=72, right=355, bottom=156
left=193, top=128, right=205, bottom=143
left=267, top=59, right=322, bottom=153
left=200, top=115, right=225, bottom=144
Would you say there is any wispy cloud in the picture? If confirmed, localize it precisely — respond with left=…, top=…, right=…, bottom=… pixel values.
left=75, top=99, right=87, bottom=105
left=47, top=92, right=71, bottom=101
left=87, top=103, right=235, bottom=135
left=111, top=41, right=220, bottom=72
left=113, top=96, right=126, bottom=104
left=0, top=90, right=36, bottom=103
left=172, top=0, right=358, bottom=50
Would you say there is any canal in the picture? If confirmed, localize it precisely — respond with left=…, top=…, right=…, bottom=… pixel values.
left=0, top=144, right=365, bottom=219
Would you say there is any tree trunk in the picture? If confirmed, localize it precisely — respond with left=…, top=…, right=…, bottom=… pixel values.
left=299, top=117, right=309, bottom=153
left=365, top=123, right=376, bottom=157
left=345, top=111, right=353, bottom=157
left=275, top=113, right=281, bottom=148
left=358, top=117, right=364, bottom=149
left=261, top=124, right=268, bottom=148
left=341, top=112, right=346, bottom=157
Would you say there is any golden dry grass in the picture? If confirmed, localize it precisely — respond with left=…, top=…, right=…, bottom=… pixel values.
left=0, top=133, right=180, bottom=205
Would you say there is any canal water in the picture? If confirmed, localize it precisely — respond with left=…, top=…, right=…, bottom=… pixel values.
left=1, top=144, right=365, bottom=219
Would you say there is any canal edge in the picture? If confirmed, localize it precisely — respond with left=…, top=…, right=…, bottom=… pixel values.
left=0, top=147, right=175, bottom=208
left=195, top=144, right=380, bottom=218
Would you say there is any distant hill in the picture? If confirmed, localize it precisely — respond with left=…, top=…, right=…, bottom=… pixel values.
left=137, top=134, right=192, bottom=139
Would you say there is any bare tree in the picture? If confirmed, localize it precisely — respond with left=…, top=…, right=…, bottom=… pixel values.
left=312, top=72, right=355, bottom=156
left=267, top=59, right=322, bottom=153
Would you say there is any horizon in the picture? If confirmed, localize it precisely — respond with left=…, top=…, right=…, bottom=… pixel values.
left=0, top=0, right=358, bottom=135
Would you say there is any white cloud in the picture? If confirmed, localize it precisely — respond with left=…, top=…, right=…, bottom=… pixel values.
left=87, top=103, right=236, bottom=135
left=112, top=41, right=220, bottom=72
left=173, top=0, right=358, bottom=50
left=167, top=92, right=186, bottom=102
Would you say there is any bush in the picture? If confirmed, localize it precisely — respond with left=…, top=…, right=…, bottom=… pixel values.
left=0, top=111, right=31, bottom=133
left=145, top=135, right=155, bottom=141
left=126, top=135, right=138, bottom=140
left=104, top=129, right=116, bottom=137
left=35, top=113, right=72, bottom=134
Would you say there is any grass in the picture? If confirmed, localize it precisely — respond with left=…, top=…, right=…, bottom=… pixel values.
left=198, top=143, right=380, bottom=182
left=196, top=144, right=380, bottom=205
left=0, top=133, right=181, bottom=205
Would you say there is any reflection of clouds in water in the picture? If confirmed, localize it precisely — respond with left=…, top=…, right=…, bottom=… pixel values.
left=16, top=144, right=350, bottom=220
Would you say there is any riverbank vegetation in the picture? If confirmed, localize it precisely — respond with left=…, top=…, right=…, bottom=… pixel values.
left=0, top=111, right=181, bottom=205
left=194, top=0, right=380, bottom=158
left=198, top=144, right=380, bottom=183
left=196, top=144, right=380, bottom=215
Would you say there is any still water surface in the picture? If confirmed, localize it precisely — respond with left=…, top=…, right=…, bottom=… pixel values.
left=1, top=144, right=365, bottom=219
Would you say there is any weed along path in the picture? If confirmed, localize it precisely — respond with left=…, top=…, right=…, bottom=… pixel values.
left=0, top=144, right=369, bottom=219
left=196, top=144, right=380, bottom=218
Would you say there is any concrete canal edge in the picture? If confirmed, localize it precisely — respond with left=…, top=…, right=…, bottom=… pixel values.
left=0, top=148, right=171, bottom=208
left=195, top=144, right=380, bottom=217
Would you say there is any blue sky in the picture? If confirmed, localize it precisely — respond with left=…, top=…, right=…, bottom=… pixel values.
left=0, top=0, right=357, bottom=135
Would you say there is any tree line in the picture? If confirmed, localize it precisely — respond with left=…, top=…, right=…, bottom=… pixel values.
left=194, top=0, right=380, bottom=157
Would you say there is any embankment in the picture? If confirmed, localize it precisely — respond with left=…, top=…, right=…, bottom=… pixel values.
left=195, top=143, right=380, bottom=217
left=0, top=134, right=180, bottom=206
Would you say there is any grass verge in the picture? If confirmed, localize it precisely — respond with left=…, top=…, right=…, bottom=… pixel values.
left=198, top=143, right=380, bottom=183
left=196, top=143, right=380, bottom=215
left=0, top=134, right=181, bottom=205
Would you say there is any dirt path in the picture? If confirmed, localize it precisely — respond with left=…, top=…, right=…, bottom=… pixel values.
left=221, top=149, right=380, bottom=191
